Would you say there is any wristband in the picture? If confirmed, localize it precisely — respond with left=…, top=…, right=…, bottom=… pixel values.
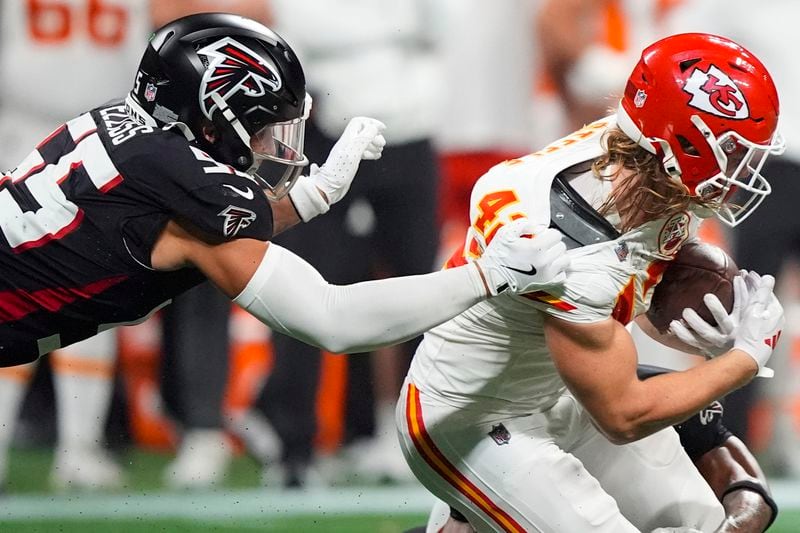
left=288, top=175, right=329, bottom=222
left=722, top=480, right=778, bottom=530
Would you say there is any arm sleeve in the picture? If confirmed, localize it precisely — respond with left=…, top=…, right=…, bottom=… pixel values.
left=233, top=243, right=488, bottom=354
left=674, top=400, right=732, bottom=461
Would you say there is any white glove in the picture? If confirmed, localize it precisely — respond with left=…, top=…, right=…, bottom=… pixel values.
left=670, top=272, right=782, bottom=377
left=669, top=271, right=753, bottom=357
left=474, top=219, right=569, bottom=296
left=730, top=274, right=784, bottom=377
left=650, top=528, right=703, bottom=533
left=289, top=116, right=387, bottom=222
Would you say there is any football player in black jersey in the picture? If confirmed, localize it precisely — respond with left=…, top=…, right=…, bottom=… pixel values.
left=0, top=13, right=570, bottom=367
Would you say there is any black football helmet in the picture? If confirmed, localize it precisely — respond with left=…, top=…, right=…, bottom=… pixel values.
left=129, top=13, right=309, bottom=199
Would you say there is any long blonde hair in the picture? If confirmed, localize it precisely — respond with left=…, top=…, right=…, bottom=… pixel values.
left=592, top=127, right=708, bottom=232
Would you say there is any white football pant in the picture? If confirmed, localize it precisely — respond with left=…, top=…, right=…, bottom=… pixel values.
left=398, top=382, right=724, bottom=532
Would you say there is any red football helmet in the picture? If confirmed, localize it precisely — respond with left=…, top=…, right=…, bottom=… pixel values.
left=616, top=33, right=784, bottom=226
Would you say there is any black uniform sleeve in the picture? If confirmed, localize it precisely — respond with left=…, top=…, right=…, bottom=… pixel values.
left=638, top=364, right=733, bottom=461
left=673, top=400, right=732, bottom=461
left=113, top=130, right=274, bottom=247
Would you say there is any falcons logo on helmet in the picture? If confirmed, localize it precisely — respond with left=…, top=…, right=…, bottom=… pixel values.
left=198, top=37, right=282, bottom=119
left=218, top=205, right=257, bottom=237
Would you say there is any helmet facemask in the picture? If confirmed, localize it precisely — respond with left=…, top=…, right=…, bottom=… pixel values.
left=690, top=115, right=785, bottom=226
left=206, top=81, right=311, bottom=201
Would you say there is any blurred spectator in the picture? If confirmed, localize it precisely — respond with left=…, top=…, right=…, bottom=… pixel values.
left=535, top=0, right=684, bottom=138
left=433, top=0, right=539, bottom=261
left=158, top=282, right=235, bottom=488
left=149, top=0, right=273, bottom=490
left=0, top=0, right=151, bottom=490
left=668, top=0, right=800, bottom=475
left=245, top=0, right=444, bottom=487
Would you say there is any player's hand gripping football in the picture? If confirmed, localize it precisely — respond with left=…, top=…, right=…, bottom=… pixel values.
left=671, top=272, right=783, bottom=378
left=288, top=117, right=386, bottom=222
left=475, top=219, right=570, bottom=296
left=668, top=271, right=753, bottom=357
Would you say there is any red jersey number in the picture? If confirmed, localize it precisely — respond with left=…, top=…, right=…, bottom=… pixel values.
left=27, top=0, right=128, bottom=46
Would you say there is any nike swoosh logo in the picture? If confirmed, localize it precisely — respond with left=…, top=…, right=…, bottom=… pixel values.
left=507, top=265, right=538, bottom=276
left=222, top=184, right=255, bottom=200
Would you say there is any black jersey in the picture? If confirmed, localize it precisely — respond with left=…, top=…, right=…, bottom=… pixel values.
left=0, top=101, right=274, bottom=365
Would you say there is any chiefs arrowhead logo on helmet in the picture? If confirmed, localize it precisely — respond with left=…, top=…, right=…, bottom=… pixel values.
left=198, top=37, right=283, bottom=119
left=218, top=205, right=257, bottom=237
left=683, top=64, right=750, bottom=119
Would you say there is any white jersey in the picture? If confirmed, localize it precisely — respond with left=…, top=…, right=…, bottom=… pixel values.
left=0, top=0, right=150, bottom=169
left=408, top=118, right=700, bottom=415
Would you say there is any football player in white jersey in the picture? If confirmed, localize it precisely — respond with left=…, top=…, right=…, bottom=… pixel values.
left=417, top=325, right=779, bottom=533
left=396, top=33, right=785, bottom=532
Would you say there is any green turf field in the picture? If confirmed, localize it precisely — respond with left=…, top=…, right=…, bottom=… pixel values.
left=0, top=514, right=429, bottom=533
left=1, top=512, right=799, bottom=533
left=3, top=447, right=800, bottom=532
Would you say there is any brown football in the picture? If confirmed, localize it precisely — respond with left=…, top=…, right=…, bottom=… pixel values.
left=646, top=242, right=738, bottom=333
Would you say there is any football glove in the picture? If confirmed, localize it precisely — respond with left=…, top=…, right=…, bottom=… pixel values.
left=731, top=274, right=784, bottom=377
left=474, top=219, right=569, bottom=296
left=671, top=272, right=782, bottom=377
left=669, top=271, right=752, bottom=357
left=289, top=117, right=386, bottom=222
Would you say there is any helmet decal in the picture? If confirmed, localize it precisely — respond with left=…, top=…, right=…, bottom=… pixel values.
left=198, top=37, right=283, bottom=119
left=683, top=64, right=749, bottom=119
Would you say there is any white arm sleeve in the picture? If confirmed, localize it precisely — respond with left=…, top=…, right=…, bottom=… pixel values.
left=233, top=243, right=487, bottom=354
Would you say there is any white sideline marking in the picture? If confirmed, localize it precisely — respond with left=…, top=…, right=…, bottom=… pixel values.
left=3, top=481, right=800, bottom=522
left=0, top=486, right=437, bottom=521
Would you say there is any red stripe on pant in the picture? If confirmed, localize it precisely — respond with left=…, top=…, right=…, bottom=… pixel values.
left=405, top=383, right=525, bottom=532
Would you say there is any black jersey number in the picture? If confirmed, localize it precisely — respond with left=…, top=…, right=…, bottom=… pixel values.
left=0, top=113, right=122, bottom=252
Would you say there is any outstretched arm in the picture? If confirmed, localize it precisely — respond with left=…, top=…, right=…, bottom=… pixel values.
left=152, top=219, right=569, bottom=354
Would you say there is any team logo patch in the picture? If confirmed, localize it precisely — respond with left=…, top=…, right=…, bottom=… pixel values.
left=658, top=212, right=690, bottom=257
left=488, top=424, right=511, bottom=446
left=634, top=89, right=647, bottom=109
left=698, top=401, right=724, bottom=426
left=218, top=205, right=257, bottom=237
left=144, top=82, right=158, bottom=102
left=198, top=37, right=282, bottom=119
left=683, top=64, right=749, bottom=119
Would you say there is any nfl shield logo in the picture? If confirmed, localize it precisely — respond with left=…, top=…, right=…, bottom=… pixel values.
left=488, top=424, right=511, bottom=446
left=614, top=242, right=629, bottom=262
left=144, top=82, right=158, bottom=102
left=634, top=89, right=647, bottom=108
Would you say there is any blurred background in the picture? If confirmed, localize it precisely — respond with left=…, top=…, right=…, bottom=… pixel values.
left=1, top=0, right=799, bottom=531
